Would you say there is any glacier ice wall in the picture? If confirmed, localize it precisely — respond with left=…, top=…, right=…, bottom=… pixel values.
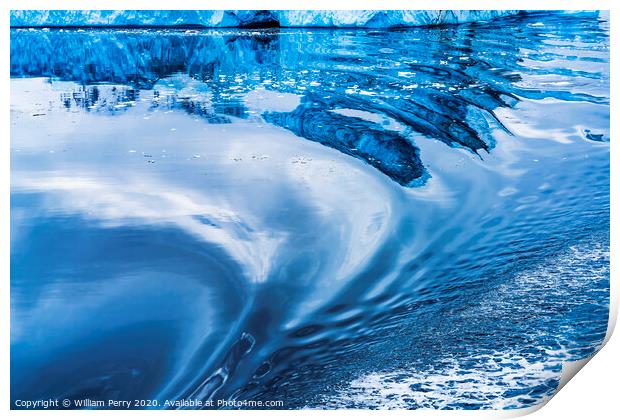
left=276, top=10, right=522, bottom=27
left=10, top=10, right=522, bottom=28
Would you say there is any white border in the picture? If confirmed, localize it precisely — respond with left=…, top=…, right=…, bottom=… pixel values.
left=2, top=1, right=617, bottom=419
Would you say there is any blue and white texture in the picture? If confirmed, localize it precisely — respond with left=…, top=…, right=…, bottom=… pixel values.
left=10, top=10, right=610, bottom=410
left=10, top=10, right=521, bottom=27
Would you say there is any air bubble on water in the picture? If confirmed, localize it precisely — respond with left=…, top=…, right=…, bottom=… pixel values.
left=251, top=154, right=270, bottom=160
left=292, top=156, right=313, bottom=164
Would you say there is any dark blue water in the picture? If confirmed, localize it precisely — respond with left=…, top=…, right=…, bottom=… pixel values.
left=10, top=11, right=609, bottom=409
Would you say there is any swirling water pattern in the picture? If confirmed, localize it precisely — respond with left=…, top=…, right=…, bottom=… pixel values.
left=10, top=11, right=609, bottom=409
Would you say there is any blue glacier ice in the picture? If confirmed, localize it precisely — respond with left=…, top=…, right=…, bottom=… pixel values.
left=10, top=10, right=522, bottom=28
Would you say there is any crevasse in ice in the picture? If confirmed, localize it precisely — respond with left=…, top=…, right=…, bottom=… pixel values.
left=10, top=10, right=522, bottom=28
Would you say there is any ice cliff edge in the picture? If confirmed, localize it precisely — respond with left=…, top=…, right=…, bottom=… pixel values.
left=10, top=10, right=522, bottom=28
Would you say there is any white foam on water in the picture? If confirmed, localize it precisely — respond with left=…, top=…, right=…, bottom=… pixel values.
left=317, top=240, right=609, bottom=409
left=319, top=351, right=558, bottom=409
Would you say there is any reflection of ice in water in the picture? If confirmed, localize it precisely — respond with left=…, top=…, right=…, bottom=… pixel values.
left=10, top=12, right=609, bottom=185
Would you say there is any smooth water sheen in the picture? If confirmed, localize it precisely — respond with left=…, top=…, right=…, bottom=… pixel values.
left=10, top=11, right=610, bottom=409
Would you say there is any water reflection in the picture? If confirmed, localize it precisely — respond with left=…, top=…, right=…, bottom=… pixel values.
left=10, top=11, right=610, bottom=409
left=11, top=12, right=609, bottom=186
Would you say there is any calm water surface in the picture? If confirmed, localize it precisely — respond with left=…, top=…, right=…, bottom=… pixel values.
left=10, top=12, right=609, bottom=409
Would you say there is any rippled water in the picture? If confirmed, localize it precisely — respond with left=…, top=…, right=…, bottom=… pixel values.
left=10, top=11, right=610, bottom=409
